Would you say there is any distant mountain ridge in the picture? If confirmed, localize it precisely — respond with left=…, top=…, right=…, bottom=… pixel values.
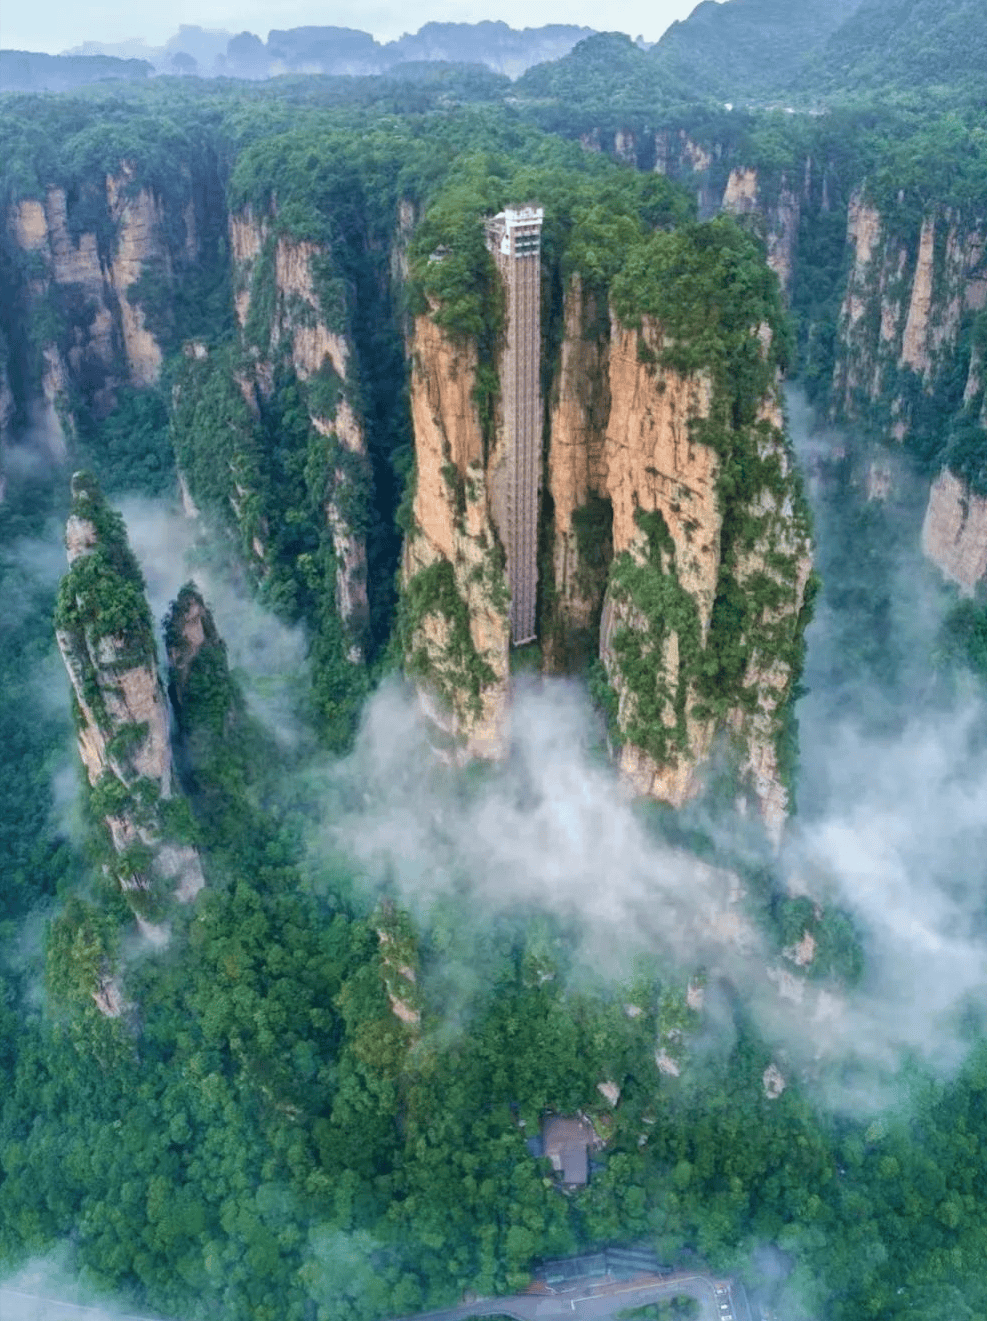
left=7, top=0, right=984, bottom=102
left=0, top=49, right=152, bottom=91
left=49, top=20, right=596, bottom=82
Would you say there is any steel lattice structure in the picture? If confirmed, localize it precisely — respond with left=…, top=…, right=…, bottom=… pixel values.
left=485, top=205, right=543, bottom=646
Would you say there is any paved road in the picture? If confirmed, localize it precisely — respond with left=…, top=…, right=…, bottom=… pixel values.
left=2, top=1272, right=740, bottom=1321
left=394, top=1272, right=731, bottom=1321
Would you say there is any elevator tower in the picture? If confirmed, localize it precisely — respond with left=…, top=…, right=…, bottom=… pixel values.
left=484, top=204, right=543, bottom=646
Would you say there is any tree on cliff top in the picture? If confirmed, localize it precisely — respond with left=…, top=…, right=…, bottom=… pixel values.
left=54, top=471, right=154, bottom=654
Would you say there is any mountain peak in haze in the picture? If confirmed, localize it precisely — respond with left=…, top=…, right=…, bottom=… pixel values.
left=51, top=20, right=597, bottom=82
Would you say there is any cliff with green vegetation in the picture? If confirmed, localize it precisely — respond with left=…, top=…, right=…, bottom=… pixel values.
left=230, top=200, right=369, bottom=649
left=2, top=45, right=987, bottom=1321
left=0, top=106, right=226, bottom=461
left=831, top=189, right=987, bottom=586
left=401, top=160, right=814, bottom=833
left=551, top=227, right=812, bottom=836
left=400, top=310, right=511, bottom=758
left=53, top=473, right=203, bottom=933
left=164, top=581, right=280, bottom=845
left=577, top=104, right=987, bottom=594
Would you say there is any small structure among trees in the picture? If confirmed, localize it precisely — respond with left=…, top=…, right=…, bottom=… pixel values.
left=541, top=1114, right=598, bottom=1187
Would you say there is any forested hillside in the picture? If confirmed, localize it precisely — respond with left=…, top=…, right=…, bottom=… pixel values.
left=2, top=1, right=987, bottom=1315
left=651, top=0, right=863, bottom=101
left=812, top=0, right=987, bottom=94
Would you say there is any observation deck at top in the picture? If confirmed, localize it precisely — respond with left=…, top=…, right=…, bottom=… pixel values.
left=484, top=204, right=543, bottom=646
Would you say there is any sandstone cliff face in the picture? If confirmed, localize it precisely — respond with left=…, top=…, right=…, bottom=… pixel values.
left=401, top=313, right=510, bottom=758
left=232, top=208, right=349, bottom=382
left=544, top=292, right=812, bottom=837
left=833, top=190, right=987, bottom=427
left=105, top=165, right=168, bottom=387
left=543, top=277, right=612, bottom=663
left=227, top=207, right=369, bottom=651
left=720, top=167, right=801, bottom=302
left=406, top=268, right=812, bottom=837
left=55, top=474, right=203, bottom=905
left=922, top=468, right=987, bottom=591
left=830, top=191, right=987, bottom=570
left=4, top=168, right=190, bottom=434
left=594, top=311, right=722, bottom=813
left=664, top=160, right=987, bottom=601
left=603, top=321, right=721, bottom=628
left=653, top=129, right=712, bottom=178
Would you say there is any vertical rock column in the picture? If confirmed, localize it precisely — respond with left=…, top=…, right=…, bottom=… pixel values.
left=401, top=314, right=511, bottom=760
left=54, top=472, right=204, bottom=904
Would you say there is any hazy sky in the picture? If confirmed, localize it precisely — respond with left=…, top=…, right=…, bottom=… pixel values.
left=6, top=0, right=711, bottom=58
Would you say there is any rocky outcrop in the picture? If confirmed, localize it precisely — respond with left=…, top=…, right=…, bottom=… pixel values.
left=764, top=182, right=801, bottom=306
left=899, top=214, right=937, bottom=374
left=406, top=263, right=812, bottom=837
left=1, top=142, right=224, bottom=459
left=4, top=170, right=185, bottom=433
left=922, top=468, right=987, bottom=591
left=722, top=167, right=759, bottom=216
left=613, top=129, right=637, bottom=165
left=653, top=129, right=712, bottom=177
left=401, top=313, right=510, bottom=758
left=105, top=165, right=168, bottom=387
left=589, top=310, right=811, bottom=838
left=55, top=473, right=204, bottom=905
left=833, top=190, right=987, bottom=433
left=543, top=277, right=612, bottom=665
left=720, top=167, right=801, bottom=301
left=541, top=279, right=812, bottom=835
left=232, top=207, right=349, bottom=382
left=603, top=321, right=720, bottom=629
left=226, top=207, right=369, bottom=652
left=390, top=198, right=420, bottom=333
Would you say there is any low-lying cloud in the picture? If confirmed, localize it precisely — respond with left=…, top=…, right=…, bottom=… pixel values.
left=300, top=390, right=987, bottom=1111
left=33, top=409, right=987, bottom=1113
left=119, top=496, right=310, bottom=742
left=315, top=657, right=987, bottom=1112
left=1, top=1249, right=156, bottom=1321
left=328, top=678, right=759, bottom=970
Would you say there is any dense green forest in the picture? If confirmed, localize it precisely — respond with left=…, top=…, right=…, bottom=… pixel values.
left=3, top=7, right=987, bottom=1318
left=516, top=0, right=987, bottom=108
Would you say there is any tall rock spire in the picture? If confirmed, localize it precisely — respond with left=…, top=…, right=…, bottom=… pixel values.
left=54, top=472, right=204, bottom=906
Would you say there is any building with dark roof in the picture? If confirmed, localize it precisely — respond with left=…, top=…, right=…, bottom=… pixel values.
left=541, top=1114, right=596, bottom=1187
